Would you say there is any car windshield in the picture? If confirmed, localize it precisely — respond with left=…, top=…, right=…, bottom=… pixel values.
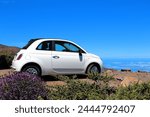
left=22, top=39, right=38, bottom=49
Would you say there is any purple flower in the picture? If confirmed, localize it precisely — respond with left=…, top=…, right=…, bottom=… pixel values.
left=0, top=72, right=48, bottom=100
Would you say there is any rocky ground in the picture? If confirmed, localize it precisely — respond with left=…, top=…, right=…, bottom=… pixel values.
left=104, top=69, right=150, bottom=86
left=0, top=69, right=150, bottom=87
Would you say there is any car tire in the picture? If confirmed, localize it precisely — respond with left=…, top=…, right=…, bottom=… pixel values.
left=86, top=64, right=100, bottom=74
left=22, top=65, right=41, bottom=76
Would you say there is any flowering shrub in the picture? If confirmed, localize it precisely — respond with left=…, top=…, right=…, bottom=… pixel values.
left=0, top=72, right=48, bottom=100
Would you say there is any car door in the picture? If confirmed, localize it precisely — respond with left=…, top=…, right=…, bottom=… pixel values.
left=51, top=41, right=85, bottom=74
left=31, top=41, right=52, bottom=74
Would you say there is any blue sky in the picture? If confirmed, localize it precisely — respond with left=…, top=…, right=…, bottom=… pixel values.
left=0, top=0, right=150, bottom=58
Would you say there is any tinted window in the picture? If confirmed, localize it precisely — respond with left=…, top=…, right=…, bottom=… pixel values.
left=64, top=43, right=79, bottom=52
left=54, top=41, right=80, bottom=52
left=37, top=41, right=52, bottom=50
left=55, top=44, right=66, bottom=51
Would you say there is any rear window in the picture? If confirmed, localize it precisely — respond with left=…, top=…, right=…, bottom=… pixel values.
left=22, top=39, right=38, bottom=49
left=36, top=41, right=52, bottom=50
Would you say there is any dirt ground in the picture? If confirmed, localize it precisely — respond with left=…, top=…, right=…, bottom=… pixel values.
left=0, top=69, right=14, bottom=77
left=1, top=69, right=150, bottom=87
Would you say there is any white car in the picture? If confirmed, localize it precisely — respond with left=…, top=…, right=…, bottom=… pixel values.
left=11, top=38, right=103, bottom=76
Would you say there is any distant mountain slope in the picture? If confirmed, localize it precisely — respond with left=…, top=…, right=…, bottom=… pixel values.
left=0, top=44, right=20, bottom=54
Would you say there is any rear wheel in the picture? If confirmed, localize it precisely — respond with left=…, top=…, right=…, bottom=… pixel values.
left=22, top=65, right=41, bottom=76
left=86, top=64, right=100, bottom=74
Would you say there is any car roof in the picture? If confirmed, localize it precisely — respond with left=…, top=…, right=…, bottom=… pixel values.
left=26, top=38, right=87, bottom=53
left=32, top=38, right=81, bottom=46
left=32, top=38, right=70, bottom=42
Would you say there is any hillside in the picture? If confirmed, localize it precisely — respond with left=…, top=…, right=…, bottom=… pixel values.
left=0, top=44, right=20, bottom=69
left=0, top=44, right=20, bottom=54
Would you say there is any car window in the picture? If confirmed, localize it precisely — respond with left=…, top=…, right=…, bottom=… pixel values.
left=55, top=44, right=67, bottom=51
left=54, top=41, right=80, bottom=53
left=64, top=43, right=79, bottom=52
left=36, top=41, right=52, bottom=50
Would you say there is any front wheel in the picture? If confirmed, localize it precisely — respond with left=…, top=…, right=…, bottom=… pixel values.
left=86, top=64, right=100, bottom=74
left=22, top=65, right=41, bottom=76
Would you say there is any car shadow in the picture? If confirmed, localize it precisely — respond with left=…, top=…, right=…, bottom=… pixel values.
left=41, top=75, right=59, bottom=81
left=41, top=74, right=87, bottom=82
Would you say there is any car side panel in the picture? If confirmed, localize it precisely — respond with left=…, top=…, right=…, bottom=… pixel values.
left=51, top=51, right=85, bottom=74
left=24, top=50, right=53, bottom=75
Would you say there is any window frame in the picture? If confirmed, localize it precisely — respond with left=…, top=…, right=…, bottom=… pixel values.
left=52, top=40, right=86, bottom=53
left=36, top=41, right=52, bottom=51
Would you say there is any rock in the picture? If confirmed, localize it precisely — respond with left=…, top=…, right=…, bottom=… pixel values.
left=105, top=70, right=113, bottom=74
left=137, top=70, right=147, bottom=73
left=121, top=69, right=131, bottom=72
left=116, top=77, right=123, bottom=81
left=121, top=76, right=142, bottom=87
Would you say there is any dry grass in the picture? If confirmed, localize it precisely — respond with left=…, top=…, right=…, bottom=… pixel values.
left=0, top=69, right=13, bottom=77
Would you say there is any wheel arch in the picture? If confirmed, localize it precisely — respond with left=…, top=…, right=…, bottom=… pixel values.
left=85, top=62, right=101, bottom=74
left=21, top=62, right=42, bottom=74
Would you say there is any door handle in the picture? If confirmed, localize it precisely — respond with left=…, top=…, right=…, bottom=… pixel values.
left=53, top=56, right=60, bottom=59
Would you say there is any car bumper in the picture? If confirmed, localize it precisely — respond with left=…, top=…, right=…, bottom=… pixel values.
left=11, top=60, right=22, bottom=72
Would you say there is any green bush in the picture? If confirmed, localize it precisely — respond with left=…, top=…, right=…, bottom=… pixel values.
left=48, top=74, right=116, bottom=100
left=47, top=73, right=150, bottom=100
left=1, top=72, right=150, bottom=100
left=109, top=82, right=150, bottom=100
left=0, top=51, right=15, bottom=69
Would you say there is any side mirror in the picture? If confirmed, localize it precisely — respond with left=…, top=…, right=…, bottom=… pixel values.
left=79, top=50, right=82, bottom=56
